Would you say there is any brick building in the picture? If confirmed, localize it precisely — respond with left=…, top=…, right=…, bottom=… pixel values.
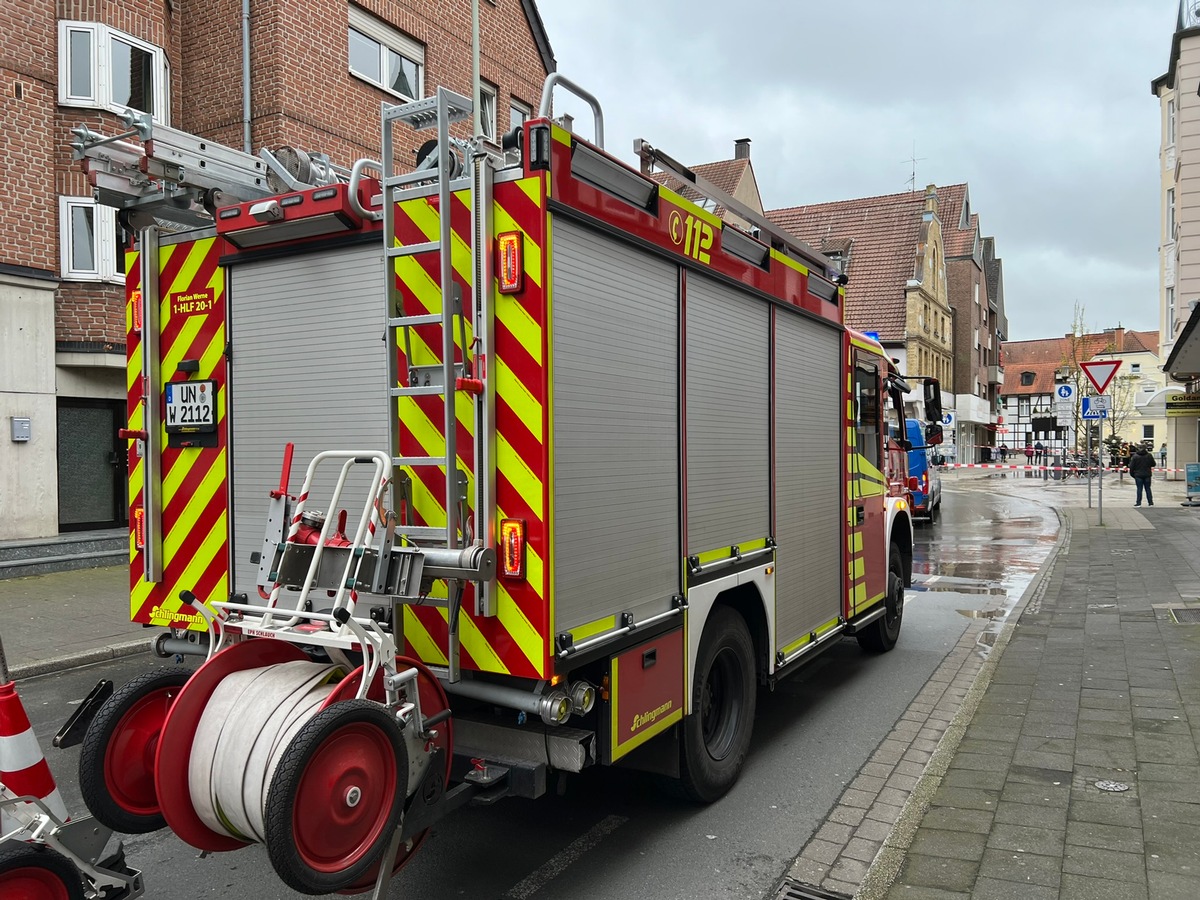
left=1, top=0, right=554, bottom=540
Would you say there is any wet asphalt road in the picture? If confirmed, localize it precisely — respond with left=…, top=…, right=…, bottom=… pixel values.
left=14, top=477, right=1058, bottom=900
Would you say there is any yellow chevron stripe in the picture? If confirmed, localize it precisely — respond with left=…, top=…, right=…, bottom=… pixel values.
left=493, top=202, right=543, bottom=289
left=516, top=175, right=541, bottom=207
left=495, top=358, right=543, bottom=442
left=149, top=511, right=227, bottom=623
left=496, top=293, right=543, bottom=366
left=162, top=449, right=226, bottom=560
left=401, top=197, right=473, bottom=285
left=850, top=531, right=863, bottom=553
left=496, top=582, right=541, bottom=672
left=496, top=432, right=543, bottom=518
left=851, top=556, right=865, bottom=580
left=163, top=240, right=211, bottom=298
left=403, top=607, right=448, bottom=665
left=160, top=316, right=205, bottom=382
left=440, top=605, right=508, bottom=674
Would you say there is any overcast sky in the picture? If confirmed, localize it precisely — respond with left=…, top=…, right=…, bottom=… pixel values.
left=536, top=0, right=1174, bottom=343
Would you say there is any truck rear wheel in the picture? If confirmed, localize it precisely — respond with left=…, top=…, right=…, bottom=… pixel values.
left=79, top=669, right=189, bottom=834
left=675, top=606, right=756, bottom=803
left=857, top=542, right=904, bottom=653
left=0, top=842, right=84, bottom=900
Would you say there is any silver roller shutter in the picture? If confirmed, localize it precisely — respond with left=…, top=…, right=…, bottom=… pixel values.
left=685, top=273, right=770, bottom=556
left=227, top=242, right=389, bottom=596
left=773, top=312, right=843, bottom=648
left=550, top=217, right=680, bottom=634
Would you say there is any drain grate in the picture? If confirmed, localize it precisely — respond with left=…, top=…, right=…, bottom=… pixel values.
left=776, top=879, right=852, bottom=900
left=1170, top=607, right=1200, bottom=624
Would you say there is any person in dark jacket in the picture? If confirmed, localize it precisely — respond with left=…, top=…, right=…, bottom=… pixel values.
left=1128, top=446, right=1155, bottom=507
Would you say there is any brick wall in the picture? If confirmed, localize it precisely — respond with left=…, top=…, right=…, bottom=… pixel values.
left=947, top=259, right=987, bottom=396
left=2, top=0, right=57, bottom=273
left=180, top=0, right=550, bottom=169
left=56, top=279, right=124, bottom=343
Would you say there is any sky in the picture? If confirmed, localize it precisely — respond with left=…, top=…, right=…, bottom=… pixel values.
left=535, top=0, right=1175, bottom=343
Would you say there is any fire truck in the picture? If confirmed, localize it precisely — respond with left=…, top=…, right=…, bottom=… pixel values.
left=69, top=75, right=943, bottom=896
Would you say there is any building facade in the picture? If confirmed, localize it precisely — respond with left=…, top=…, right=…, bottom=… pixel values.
left=1, top=0, right=554, bottom=540
left=1000, top=328, right=1161, bottom=458
left=766, top=185, right=954, bottom=423
left=1152, top=2, right=1200, bottom=474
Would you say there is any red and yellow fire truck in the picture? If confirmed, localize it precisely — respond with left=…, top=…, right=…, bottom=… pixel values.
left=71, top=75, right=942, bottom=895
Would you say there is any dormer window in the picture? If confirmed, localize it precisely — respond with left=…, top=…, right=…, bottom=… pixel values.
left=1020, top=371, right=1034, bottom=387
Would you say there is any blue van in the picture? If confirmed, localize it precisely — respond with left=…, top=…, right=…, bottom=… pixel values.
left=900, top=418, right=942, bottom=519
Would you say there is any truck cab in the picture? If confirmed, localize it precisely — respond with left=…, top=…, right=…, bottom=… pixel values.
left=899, top=418, right=942, bottom=520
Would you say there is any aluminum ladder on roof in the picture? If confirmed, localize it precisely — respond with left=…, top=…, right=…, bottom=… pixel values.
left=380, top=87, right=498, bottom=683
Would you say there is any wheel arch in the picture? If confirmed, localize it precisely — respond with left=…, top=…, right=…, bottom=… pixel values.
left=711, top=583, right=770, bottom=686
left=889, top=515, right=914, bottom=587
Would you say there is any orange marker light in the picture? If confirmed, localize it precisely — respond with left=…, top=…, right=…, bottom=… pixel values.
left=497, top=232, right=523, bottom=294
left=134, top=507, right=145, bottom=549
left=500, top=517, right=526, bottom=579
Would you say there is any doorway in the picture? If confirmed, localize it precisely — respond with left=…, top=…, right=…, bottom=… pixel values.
left=56, top=399, right=128, bottom=531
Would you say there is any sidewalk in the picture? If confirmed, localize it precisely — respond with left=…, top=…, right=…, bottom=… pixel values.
left=868, top=477, right=1200, bottom=898
left=0, top=565, right=148, bottom=680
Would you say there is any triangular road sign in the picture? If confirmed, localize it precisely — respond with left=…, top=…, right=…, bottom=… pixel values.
left=1080, top=359, right=1121, bottom=394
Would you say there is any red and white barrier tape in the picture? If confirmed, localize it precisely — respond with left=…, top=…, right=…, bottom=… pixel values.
left=937, top=463, right=1185, bottom=473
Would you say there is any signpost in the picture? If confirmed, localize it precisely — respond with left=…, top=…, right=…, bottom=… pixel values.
left=1079, top=359, right=1121, bottom=526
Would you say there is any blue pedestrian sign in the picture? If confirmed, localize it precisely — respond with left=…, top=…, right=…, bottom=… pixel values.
left=1055, top=384, right=1074, bottom=401
left=1081, top=397, right=1108, bottom=420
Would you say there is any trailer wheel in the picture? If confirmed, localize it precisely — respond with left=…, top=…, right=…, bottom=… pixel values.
left=264, top=699, right=407, bottom=895
left=675, top=606, right=756, bottom=803
left=79, top=669, right=190, bottom=834
left=0, top=842, right=85, bottom=900
left=858, top=542, right=905, bottom=653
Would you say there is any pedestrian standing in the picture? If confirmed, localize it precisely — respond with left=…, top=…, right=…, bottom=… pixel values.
left=1034, top=441, right=1044, bottom=464
left=1160, top=442, right=1167, bottom=470
left=999, top=443, right=1009, bottom=462
left=1129, top=446, right=1155, bottom=507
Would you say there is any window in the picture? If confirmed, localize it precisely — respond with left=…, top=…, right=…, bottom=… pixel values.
left=60, top=197, right=124, bottom=282
left=1168, top=98, right=1176, bottom=146
left=1020, top=371, right=1034, bottom=387
left=973, top=282, right=979, bottom=305
left=478, top=82, right=497, bottom=140
left=1143, top=424, right=1155, bottom=440
left=1168, top=188, right=1176, bottom=238
left=1130, top=363, right=1141, bottom=374
left=1018, top=397, right=1031, bottom=416
left=510, top=98, right=531, bottom=133
left=348, top=6, right=423, bottom=101
left=58, top=22, right=170, bottom=121
left=1168, top=286, right=1176, bottom=334
left=853, top=360, right=880, bottom=471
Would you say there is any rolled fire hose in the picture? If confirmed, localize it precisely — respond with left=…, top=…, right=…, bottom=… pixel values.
left=188, top=661, right=343, bottom=842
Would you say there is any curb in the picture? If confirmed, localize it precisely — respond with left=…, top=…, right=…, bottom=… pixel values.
left=854, top=504, right=1072, bottom=900
left=10, top=638, right=153, bottom=682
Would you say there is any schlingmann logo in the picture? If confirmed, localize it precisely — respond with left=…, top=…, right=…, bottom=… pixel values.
left=631, top=700, right=673, bottom=732
left=150, top=605, right=205, bottom=626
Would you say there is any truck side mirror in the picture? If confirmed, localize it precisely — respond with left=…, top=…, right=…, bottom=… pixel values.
left=923, top=379, right=943, bottom=424
left=925, top=423, right=944, bottom=446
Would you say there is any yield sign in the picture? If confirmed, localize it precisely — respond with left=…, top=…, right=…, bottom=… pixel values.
left=1080, top=359, right=1121, bottom=394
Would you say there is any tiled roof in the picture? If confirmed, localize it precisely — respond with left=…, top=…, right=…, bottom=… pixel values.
left=766, top=190, right=929, bottom=341
left=936, top=184, right=977, bottom=257
left=1001, top=330, right=1161, bottom=395
left=649, top=158, right=752, bottom=219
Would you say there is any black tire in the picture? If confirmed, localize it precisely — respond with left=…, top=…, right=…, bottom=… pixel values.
left=675, top=606, right=756, bottom=803
left=264, top=699, right=408, bottom=895
left=0, top=842, right=85, bottom=900
left=79, top=669, right=190, bottom=834
left=858, top=542, right=905, bottom=653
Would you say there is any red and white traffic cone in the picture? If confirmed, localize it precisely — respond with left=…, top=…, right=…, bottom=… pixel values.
left=0, top=679, right=69, bottom=835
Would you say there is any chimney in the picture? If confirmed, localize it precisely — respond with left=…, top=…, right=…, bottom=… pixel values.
left=924, top=184, right=938, bottom=215
left=734, top=138, right=751, bottom=160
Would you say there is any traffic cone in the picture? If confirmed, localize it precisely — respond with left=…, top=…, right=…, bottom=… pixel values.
left=0, top=680, right=68, bottom=835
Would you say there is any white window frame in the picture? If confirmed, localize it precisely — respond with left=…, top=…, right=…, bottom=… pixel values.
left=348, top=6, right=424, bottom=102
left=478, top=81, right=497, bottom=140
left=1168, top=286, right=1176, bottom=334
left=509, top=98, right=532, bottom=134
left=60, top=196, right=123, bottom=283
left=1168, top=98, right=1176, bottom=146
left=1168, top=188, right=1176, bottom=238
left=1130, top=363, right=1141, bottom=374
left=57, top=22, right=170, bottom=123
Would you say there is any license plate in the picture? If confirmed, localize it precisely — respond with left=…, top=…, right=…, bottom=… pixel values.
left=164, top=380, right=217, bottom=433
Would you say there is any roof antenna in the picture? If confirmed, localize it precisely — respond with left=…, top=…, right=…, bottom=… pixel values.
left=904, top=141, right=926, bottom=192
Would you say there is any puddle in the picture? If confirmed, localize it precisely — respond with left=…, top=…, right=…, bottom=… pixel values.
left=956, top=608, right=1007, bottom=620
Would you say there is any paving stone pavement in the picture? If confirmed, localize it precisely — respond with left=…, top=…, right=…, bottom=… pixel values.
left=865, top=493, right=1200, bottom=898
